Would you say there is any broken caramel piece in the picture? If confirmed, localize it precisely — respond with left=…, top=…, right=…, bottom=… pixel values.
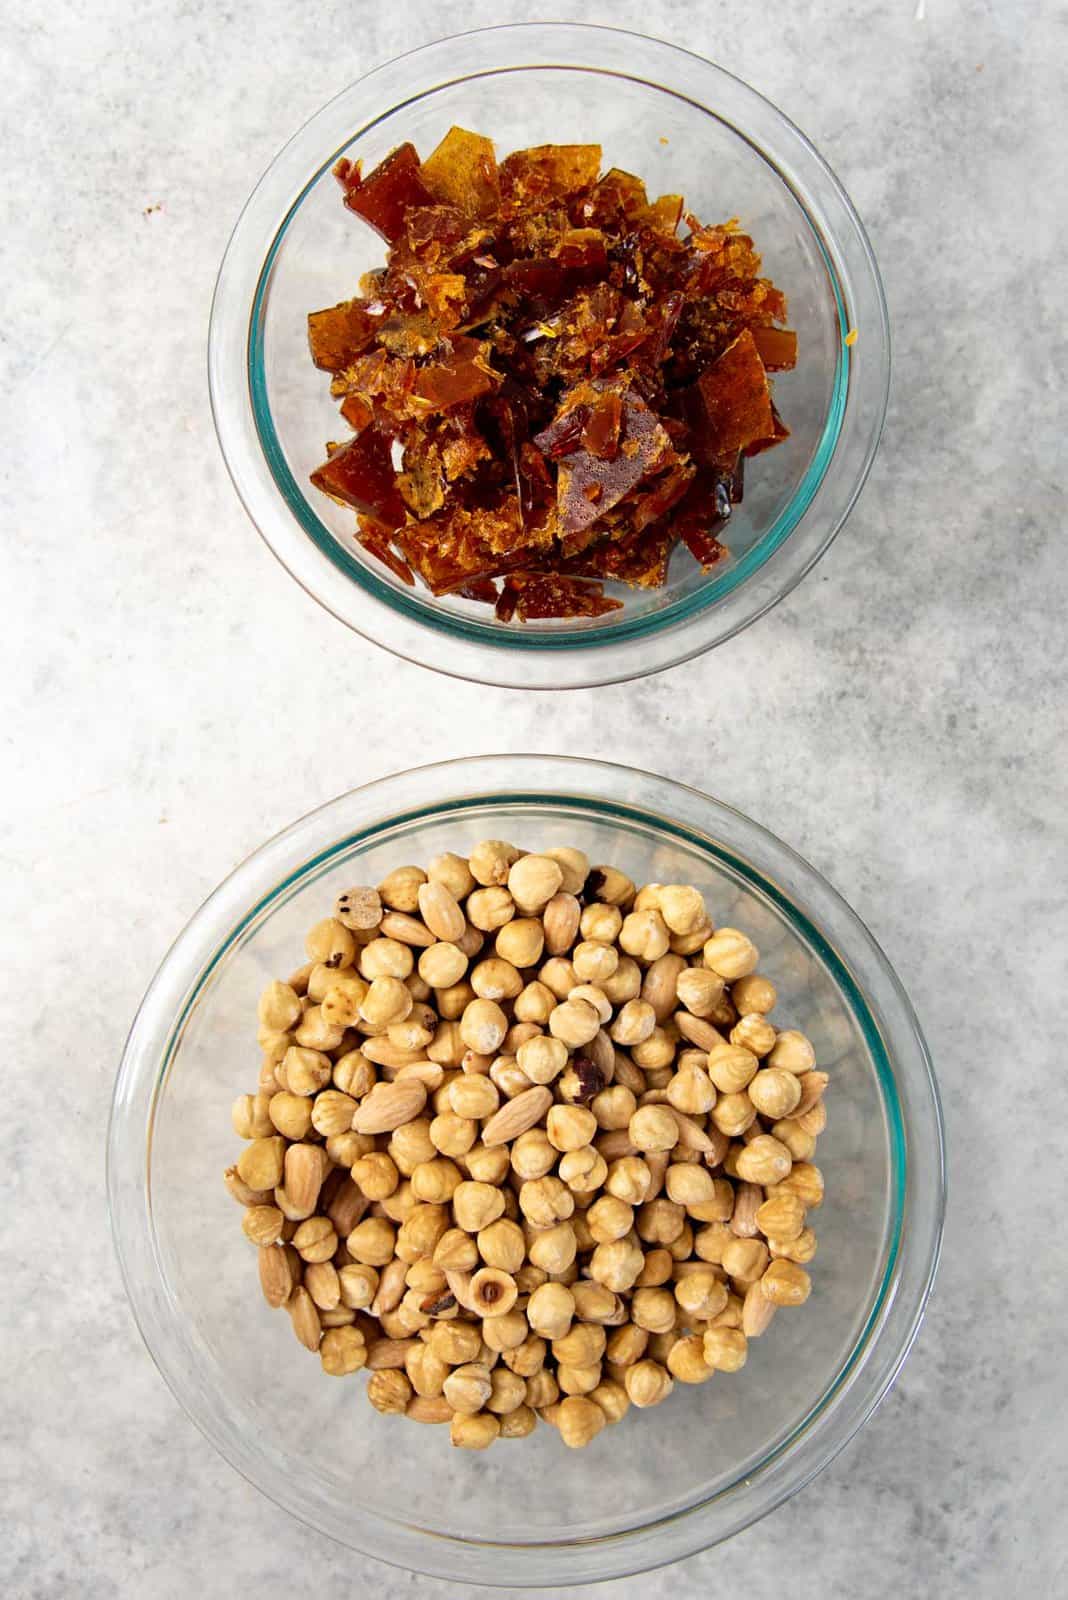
left=310, top=427, right=406, bottom=530
left=750, top=326, right=798, bottom=372
left=689, top=329, right=775, bottom=464
left=339, top=142, right=434, bottom=242
left=495, top=572, right=622, bottom=621
left=356, top=523, right=414, bottom=585
left=500, top=144, right=602, bottom=201
left=420, top=126, right=500, bottom=220
left=549, top=386, right=674, bottom=536
left=307, top=299, right=379, bottom=372
left=412, top=336, right=500, bottom=411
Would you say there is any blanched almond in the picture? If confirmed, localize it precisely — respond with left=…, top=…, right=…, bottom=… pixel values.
left=352, top=1077, right=427, bottom=1133
left=481, top=1085, right=553, bottom=1146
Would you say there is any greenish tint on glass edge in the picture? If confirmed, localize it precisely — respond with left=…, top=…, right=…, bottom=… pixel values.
left=248, top=72, right=851, bottom=652
left=144, top=790, right=905, bottom=1544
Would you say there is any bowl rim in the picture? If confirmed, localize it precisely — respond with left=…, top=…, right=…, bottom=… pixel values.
left=208, top=22, right=891, bottom=689
left=108, top=755, right=944, bottom=1586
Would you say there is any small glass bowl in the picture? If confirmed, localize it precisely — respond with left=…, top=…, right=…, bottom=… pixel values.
left=209, top=24, right=889, bottom=689
left=108, top=757, right=943, bottom=1587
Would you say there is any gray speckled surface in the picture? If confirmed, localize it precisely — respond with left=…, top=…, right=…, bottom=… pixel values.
left=3, top=1, right=1066, bottom=1594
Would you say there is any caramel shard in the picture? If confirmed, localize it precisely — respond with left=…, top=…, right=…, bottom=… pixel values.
left=750, top=326, right=798, bottom=372
left=420, top=127, right=500, bottom=220
left=500, top=144, right=602, bottom=200
left=549, top=387, right=674, bottom=536
left=495, top=572, right=622, bottom=621
left=690, top=329, right=775, bottom=463
left=338, top=143, right=434, bottom=242
left=307, top=299, right=379, bottom=372
left=310, top=427, right=406, bottom=530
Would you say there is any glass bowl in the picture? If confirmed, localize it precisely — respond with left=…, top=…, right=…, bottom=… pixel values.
left=108, top=757, right=943, bottom=1586
left=208, top=24, right=890, bottom=689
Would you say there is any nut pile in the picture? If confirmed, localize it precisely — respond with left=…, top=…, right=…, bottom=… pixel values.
left=227, top=842, right=829, bottom=1451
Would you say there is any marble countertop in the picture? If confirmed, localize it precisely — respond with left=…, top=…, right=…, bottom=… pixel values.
left=4, top=1, right=1065, bottom=1595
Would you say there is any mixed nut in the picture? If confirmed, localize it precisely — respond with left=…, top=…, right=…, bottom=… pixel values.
left=227, top=842, right=829, bottom=1450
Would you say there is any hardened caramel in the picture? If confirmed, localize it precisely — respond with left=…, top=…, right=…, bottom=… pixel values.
left=309, top=128, right=796, bottom=619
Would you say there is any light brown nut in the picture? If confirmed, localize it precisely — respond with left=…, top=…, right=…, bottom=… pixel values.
left=406, top=1393, right=454, bottom=1424
left=706, top=1043, right=759, bottom=1094
left=352, top=1077, right=427, bottom=1134
left=748, top=1068, right=803, bottom=1120
left=508, top=854, right=564, bottom=913
left=468, top=839, right=522, bottom=887
left=658, top=885, right=707, bottom=936
left=258, top=979, right=303, bottom=1033
left=640, top=954, right=687, bottom=1021
left=703, top=928, right=759, bottom=980
left=556, top=1395, right=606, bottom=1448
left=459, top=998, right=508, bottom=1055
left=735, top=1134, right=793, bottom=1187
left=418, top=880, right=466, bottom=943
left=280, top=1143, right=323, bottom=1215
left=703, top=1325, right=748, bottom=1372
left=452, top=1180, right=507, bottom=1233
left=334, top=886, right=383, bottom=932
left=548, top=998, right=601, bottom=1050
left=367, top=1369, right=413, bottom=1413
left=675, top=966, right=726, bottom=1019
left=496, top=917, right=545, bottom=969
left=546, top=1104, right=598, bottom=1152
left=305, top=917, right=357, bottom=970
left=337, top=1263, right=378, bottom=1310
left=469, top=1268, right=518, bottom=1318
left=628, top=1104, right=680, bottom=1153
left=482, top=1085, right=553, bottom=1146
left=427, top=851, right=475, bottom=900
left=623, top=1359, right=673, bottom=1408
left=450, top=1411, right=500, bottom=1450
left=536, top=894, right=578, bottom=961
left=730, top=1181, right=763, bottom=1239
left=769, top=1227, right=818, bottom=1265
left=589, top=1235, right=645, bottom=1293
left=268, top=1091, right=313, bottom=1141
left=236, top=1135, right=286, bottom=1192
left=232, top=1091, right=275, bottom=1140
left=258, top=1243, right=298, bottom=1307
left=375, top=910, right=435, bottom=949
left=777, top=1162, right=825, bottom=1209
left=541, top=846, right=589, bottom=896
left=361, top=1335, right=416, bottom=1371
left=730, top=1012, right=778, bottom=1057
left=287, top=1286, right=322, bottom=1351
left=443, top=1362, right=494, bottom=1414
left=797, top=1099, right=828, bottom=1137
left=470, top=957, right=523, bottom=1001
left=327, top=1177, right=370, bottom=1237
left=304, top=1260, right=341, bottom=1311
left=760, top=1259, right=812, bottom=1306
left=768, top=1029, right=816, bottom=1074
left=477, top=1217, right=526, bottom=1274
left=310, top=1088, right=358, bottom=1137
left=729, top=973, right=775, bottom=1014
left=755, top=1191, right=806, bottom=1243
left=610, top=999, right=657, bottom=1047
left=620, top=910, right=671, bottom=964
left=741, top=1279, right=776, bottom=1337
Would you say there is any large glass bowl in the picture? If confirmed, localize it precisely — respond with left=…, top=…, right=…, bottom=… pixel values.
left=208, top=24, right=890, bottom=688
left=108, top=757, right=943, bottom=1586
